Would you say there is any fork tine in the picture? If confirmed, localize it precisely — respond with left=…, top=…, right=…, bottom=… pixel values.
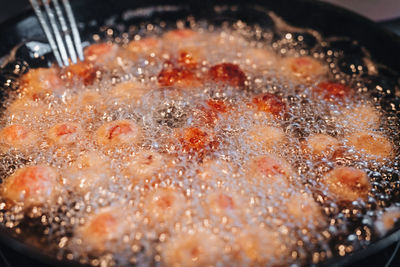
left=30, top=0, right=64, bottom=67
left=42, top=0, right=70, bottom=67
left=52, top=0, right=78, bottom=64
left=62, top=0, right=84, bottom=62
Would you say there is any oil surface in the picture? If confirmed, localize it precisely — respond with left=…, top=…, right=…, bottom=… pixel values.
left=0, top=13, right=399, bottom=267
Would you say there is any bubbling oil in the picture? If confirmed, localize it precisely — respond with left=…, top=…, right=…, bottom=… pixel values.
left=0, top=14, right=399, bottom=267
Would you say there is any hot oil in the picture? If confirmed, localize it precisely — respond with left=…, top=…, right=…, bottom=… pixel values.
left=0, top=14, right=399, bottom=267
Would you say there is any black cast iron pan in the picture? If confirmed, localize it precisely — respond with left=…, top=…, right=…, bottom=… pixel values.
left=0, top=0, right=399, bottom=266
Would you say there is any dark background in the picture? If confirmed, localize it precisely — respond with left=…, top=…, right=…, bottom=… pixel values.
left=1, top=0, right=400, bottom=22
left=1, top=0, right=400, bottom=23
left=1, top=1, right=399, bottom=34
left=0, top=2, right=30, bottom=24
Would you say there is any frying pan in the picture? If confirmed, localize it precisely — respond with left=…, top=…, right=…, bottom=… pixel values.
left=0, top=0, right=399, bottom=266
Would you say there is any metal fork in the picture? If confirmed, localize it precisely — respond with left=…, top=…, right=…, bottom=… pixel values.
left=29, top=0, right=84, bottom=67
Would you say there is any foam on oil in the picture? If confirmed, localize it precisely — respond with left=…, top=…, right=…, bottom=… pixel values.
left=0, top=15, right=399, bottom=267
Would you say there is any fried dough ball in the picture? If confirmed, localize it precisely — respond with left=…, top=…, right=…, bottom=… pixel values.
left=65, top=169, right=109, bottom=193
left=206, top=98, right=230, bottom=113
left=235, top=226, right=284, bottom=266
left=197, top=159, right=234, bottom=181
left=64, top=60, right=98, bottom=86
left=251, top=93, right=287, bottom=118
left=246, top=154, right=295, bottom=196
left=324, top=166, right=370, bottom=202
left=381, top=209, right=400, bottom=230
left=161, top=230, right=224, bottom=267
left=304, top=133, right=340, bottom=157
left=124, top=150, right=166, bottom=182
left=47, top=122, right=82, bottom=146
left=84, top=43, right=117, bottom=63
left=347, top=131, right=393, bottom=160
left=66, top=90, right=107, bottom=117
left=194, top=99, right=232, bottom=128
left=65, top=151, right=111, bottom=193
left=242, top=48, right=276, bottom=70
left=127, top=37, right=161, bottom=56
left=19, top=67, right=63, bottom=100
left=86, top=43, right=131, bottom=69
left=6, top=96, right=49, bottom=121
left=96, top=120, right=142, bottom=147
left=285, top=193, right=324, bottom=227
left=176, top=127, right=217, bottom=154
left=77, top=207, right=128, bottom=252
left=340, top=105, right=380, bottom=130
left=163, top=29, right=199, bottom=46
left=205, top=190, right=245, bottom=222
left=247, top=154, right=294, bottom=183
left=0, top=124, right=39, bottom=151
left=157, top=65, right=202, bottom=88
left=178, top=46, right=205, bottom=69
left=245, top=125, right=286, bottom=151
left=144, top=187, right=186, bottom=225
left=1, top=165, right=58, bottom=207
left=110, top=81, right=149, bottom=105
left=376, top=207, right=400, bottom=235
left=314, top=82, right=353, bottom=101
left=73, top=151, right=108, bottom=169
left=206, top=31, right=245, bottom=48
left=208, top=63, right=247, bottom=88
left=283, top=56, right=326, bottom=83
